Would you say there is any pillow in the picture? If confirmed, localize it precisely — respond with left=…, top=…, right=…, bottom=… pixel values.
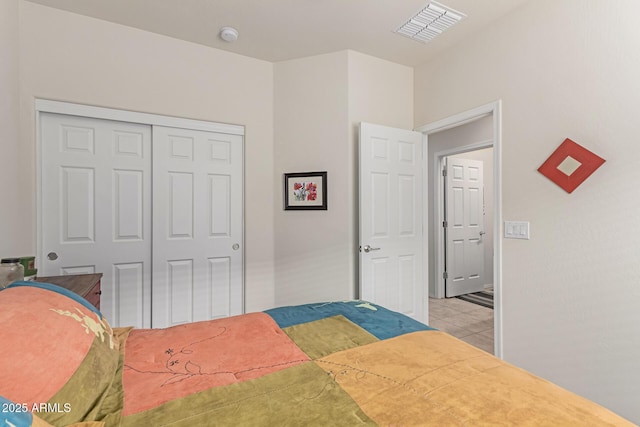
left=7, top=280, right=103, bottom=319
left=0, top=285, right=126, bottom=425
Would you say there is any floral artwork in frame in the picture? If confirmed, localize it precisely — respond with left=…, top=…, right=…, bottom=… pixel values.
left=284, top=171, right=327, bottom=210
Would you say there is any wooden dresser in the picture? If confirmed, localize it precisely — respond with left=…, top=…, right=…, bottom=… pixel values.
left=34, top=273, right=102, bottom=310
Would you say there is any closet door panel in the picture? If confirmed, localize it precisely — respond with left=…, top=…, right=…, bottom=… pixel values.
left=152, top=126, right=244, bottom=328
left=40, top=113, right=152, bottom=328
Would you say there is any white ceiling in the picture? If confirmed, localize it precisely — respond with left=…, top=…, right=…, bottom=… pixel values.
left=25, top=0, right=530, bottom=67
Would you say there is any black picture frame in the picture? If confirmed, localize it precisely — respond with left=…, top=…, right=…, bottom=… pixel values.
left=283, top=171, right=328, bottom=210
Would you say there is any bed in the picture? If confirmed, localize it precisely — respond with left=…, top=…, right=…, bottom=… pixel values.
left=0, top=281, right=632, bottom=426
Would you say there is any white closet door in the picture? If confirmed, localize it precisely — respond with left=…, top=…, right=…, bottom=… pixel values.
left=152, top=126, right=244, bottom=328
left=40, top=113, right=152, bottom=328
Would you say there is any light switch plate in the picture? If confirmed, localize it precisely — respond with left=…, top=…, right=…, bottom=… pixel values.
left=504, top=221, right=530, bottom=239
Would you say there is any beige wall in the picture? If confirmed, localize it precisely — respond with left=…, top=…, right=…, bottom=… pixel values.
left=274, top=50, right=413, bottom=306
left=9, top=3, right=413, bottom=313
left=347, top=51, right=414, bottom=295
left=415, top=0, right=640, bottom=421
left=16, top=1, right=275, bottom=311
left=347, top=51, right=414, bottom=130
left=0, top=0, right=26, bottom=257
left=274, top=51, right=351, bottom=305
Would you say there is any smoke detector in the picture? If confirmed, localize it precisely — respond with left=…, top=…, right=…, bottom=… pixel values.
left=394, top=2, right=465, bottom=43
left=220, top=27, right=239, bottom=42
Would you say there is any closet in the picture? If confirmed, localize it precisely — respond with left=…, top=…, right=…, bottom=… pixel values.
left=37, top=101, right=244, bottom=328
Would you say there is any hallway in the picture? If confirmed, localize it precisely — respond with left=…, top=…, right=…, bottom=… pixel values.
left=428, top=297, right=494, bottom=354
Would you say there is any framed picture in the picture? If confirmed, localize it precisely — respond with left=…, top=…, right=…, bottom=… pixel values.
left=284, top=171, right=327, bottom=210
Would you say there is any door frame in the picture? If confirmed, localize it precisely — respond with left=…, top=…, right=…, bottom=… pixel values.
left=35, top=99, right=246, bottom=326
left=436, top=142, right=492, bottom=299
left=416, top=100, right=503, bottom=357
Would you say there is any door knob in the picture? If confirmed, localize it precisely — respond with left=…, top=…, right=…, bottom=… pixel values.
left=47, top=252, right=59, bottom=261
left=479, top=231, right=486, bottom=236
left=362, top=245, right=381, bottom=253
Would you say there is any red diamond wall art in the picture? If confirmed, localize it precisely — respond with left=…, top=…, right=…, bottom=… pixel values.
left=537, top=138, right=605, bottom=193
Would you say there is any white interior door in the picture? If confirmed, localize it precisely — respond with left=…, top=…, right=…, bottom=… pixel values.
left=152, top=126, right=244, bottom=328
left=40, top=112, right=152, bottom=327
left=444, top=156, right=485, bottom=297
left=359, top=122, right=425, bottom=322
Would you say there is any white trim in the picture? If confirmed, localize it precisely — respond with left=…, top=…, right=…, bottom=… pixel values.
left=421, top=132, right=429, bottom=322
left=35, top=110, right=43, bottom=280
left=416, top=103, right=494, bottom=134
left=417, top=100, right=503, bottom=358
left=35, top=99, right=245, bottom=136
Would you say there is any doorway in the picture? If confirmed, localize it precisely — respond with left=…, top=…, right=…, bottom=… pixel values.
left=416, top=101, right=502, bottom=357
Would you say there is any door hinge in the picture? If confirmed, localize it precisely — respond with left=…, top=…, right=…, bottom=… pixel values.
left=443, top=271, right=448, bottom=280
left=442, top=169, right=447, bottom=177
left=443, top=220, right=448, bottom=228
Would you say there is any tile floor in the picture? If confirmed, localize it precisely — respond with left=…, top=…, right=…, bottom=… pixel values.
left=428, top=297, right=494, bottom=354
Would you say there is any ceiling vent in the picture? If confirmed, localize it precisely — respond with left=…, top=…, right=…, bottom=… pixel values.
left=394, top=1, right=466, bottom=43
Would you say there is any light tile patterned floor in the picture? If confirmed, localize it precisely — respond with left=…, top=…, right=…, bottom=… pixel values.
left=428, top=297, right=494, bottom=354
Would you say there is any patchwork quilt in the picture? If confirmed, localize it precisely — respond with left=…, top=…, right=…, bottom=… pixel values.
left=0, top=282, right=633, bottom=426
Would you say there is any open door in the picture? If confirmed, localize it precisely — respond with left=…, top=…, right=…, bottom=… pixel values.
left=359, top=123, right=425, bottom=322
left=444, top=156, right=485, bottom=297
